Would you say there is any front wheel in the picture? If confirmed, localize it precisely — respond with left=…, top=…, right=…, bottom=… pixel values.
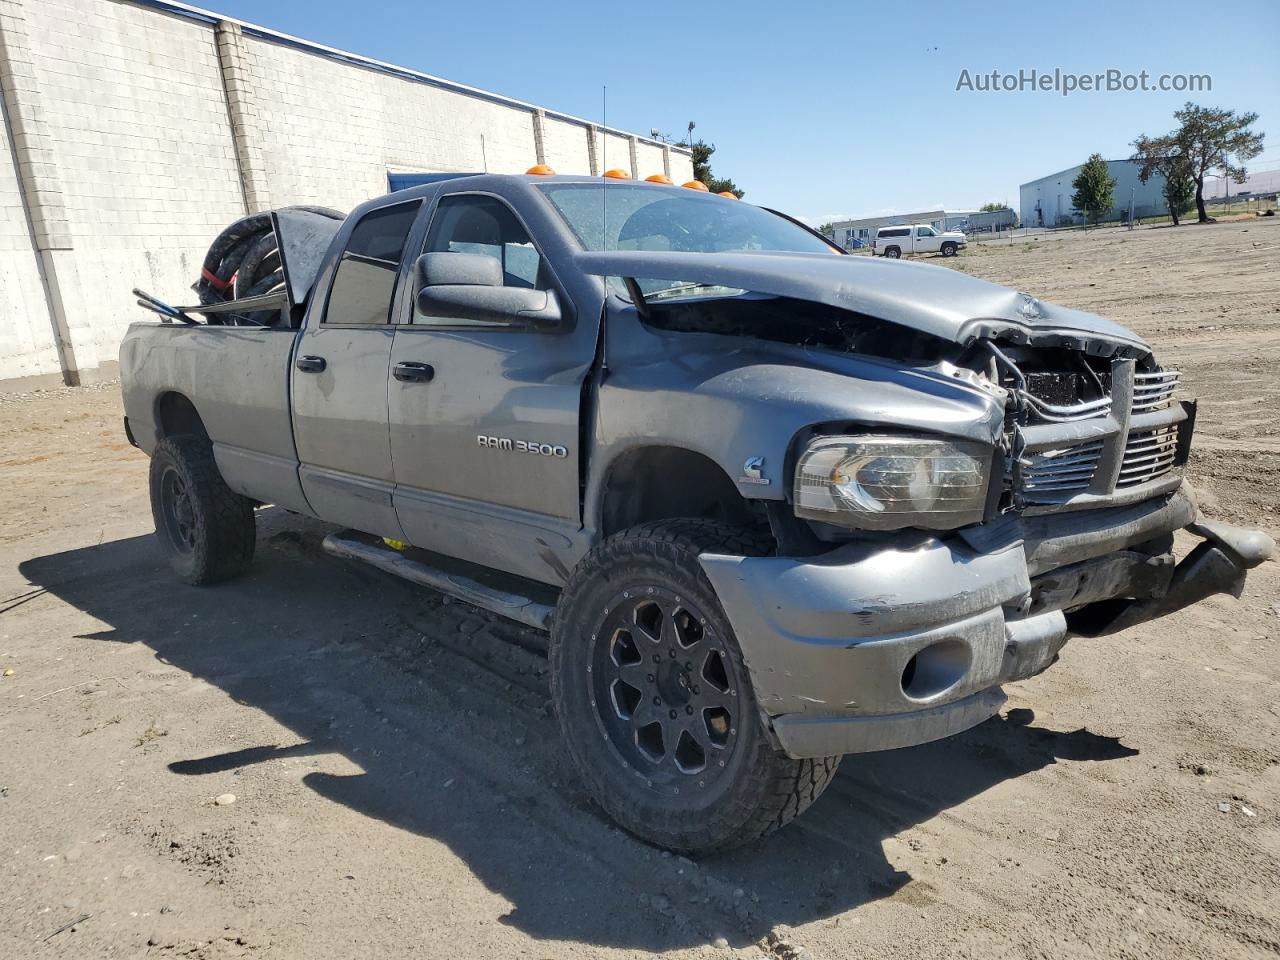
left=941, top=241, right=957, bottom=257
left=550, top=519, right=840, bottom=854
left=149, top=436, right=256, bottom=584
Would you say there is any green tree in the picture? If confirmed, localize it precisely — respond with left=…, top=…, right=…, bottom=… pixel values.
left=1132, top=133, right=1195, bottom=225
left=1163, top=103, right=1264, bottom=222
left=1071, top=153, right=1117, bottom=226
left=817, top=222, right=835, bottom=237
left=1162, top=158, right=1196, bottom=224
left=978, top=202, right=1007, bottom=212
left=677, top=140, right=744, bottom=197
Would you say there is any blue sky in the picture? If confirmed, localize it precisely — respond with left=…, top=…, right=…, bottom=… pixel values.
left=208, top=0, right=1279, bottom=223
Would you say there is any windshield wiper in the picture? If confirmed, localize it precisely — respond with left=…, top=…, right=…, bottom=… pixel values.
left=646, top=282, right=746, bottom=302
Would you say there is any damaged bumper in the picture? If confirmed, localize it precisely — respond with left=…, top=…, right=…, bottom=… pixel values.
left=699, top=484, right=1273, bottom=760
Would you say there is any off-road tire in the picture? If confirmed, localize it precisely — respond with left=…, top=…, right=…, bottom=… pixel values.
left=149, top=436, right=255, bottom=585
left=883, top=246, right=901, bottom=259
left=551, top=519, right=841, bottom=854
left=941, top=241, right=957, bottom=257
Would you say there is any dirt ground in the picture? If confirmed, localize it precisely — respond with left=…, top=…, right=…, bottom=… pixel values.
left=1, top=217, right=1277, bottom=960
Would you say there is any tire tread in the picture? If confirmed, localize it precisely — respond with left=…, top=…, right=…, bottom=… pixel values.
left=551, top=518, right=840, bottom=854
left=150, top=435, right=255, bottom=585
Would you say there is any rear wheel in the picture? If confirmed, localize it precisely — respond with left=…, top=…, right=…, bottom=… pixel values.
left=149, top=436, right=255, bottom=584
left=883, top=246, right=901, bottom=259
left=551, top=519, right=840, bottom=854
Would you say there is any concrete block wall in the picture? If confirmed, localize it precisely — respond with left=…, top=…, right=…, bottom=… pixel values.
left=0, top=0, right=691, bottom=386
left=24, top=0, right=246, bottom=377
left=595, top=128, right=636, bottom=177
left=635, top=140, right=673, bottom=181
left=239, top=33, right=543, bottom=210
left=0, top=103, right=59, bottom=380
left=539, top=115, right=592, bottom=178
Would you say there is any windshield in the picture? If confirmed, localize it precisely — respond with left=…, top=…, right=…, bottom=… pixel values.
left=538, top=182, right=834, bottom=301
left=538, top=182, right=832, bottom=256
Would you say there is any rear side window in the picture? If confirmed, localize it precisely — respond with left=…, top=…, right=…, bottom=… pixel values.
left=877, top=227, right=909, bottom=238
left=325, top=201, right=421, bottom=325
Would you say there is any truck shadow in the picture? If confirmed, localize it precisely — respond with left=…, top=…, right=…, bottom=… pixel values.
left=18, top=514, right=1137, bottom=951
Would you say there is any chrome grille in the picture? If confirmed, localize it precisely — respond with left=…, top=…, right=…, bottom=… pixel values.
left=1021, top=441, right=1103, bottom=500
left=1131, top=370, right=1180, bottom=412
left=1117, top=425, right=1180, bottom=488
left=1013, top=358, right=1188, bottom=507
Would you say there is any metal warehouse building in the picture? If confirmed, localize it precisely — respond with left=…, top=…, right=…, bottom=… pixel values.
left=0, top=0, right=692, bottom=388
left=828, top=209, right=977, bottom=249
left=1020, top=159, right=1167, bottom=228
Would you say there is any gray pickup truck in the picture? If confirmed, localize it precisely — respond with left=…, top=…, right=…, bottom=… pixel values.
left=120, top=173, right=1272, bottom=853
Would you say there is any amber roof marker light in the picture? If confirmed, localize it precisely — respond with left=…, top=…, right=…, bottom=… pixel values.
left=603, top=169, right=632, bottom=180
left=525, top=164, right=556, bottom=175
left=682, top=180, right=710, bottom=191
left=644, top=174, right=673, bottom=184
left=718, top=191, right=738, bottom=198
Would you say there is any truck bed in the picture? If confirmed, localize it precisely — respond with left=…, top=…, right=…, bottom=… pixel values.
left=119, top=322, right=309, bottom=514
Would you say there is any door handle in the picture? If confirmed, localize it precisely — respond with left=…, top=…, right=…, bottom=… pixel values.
left=296, top=355, right=326, bottom=373
left=393, top=361, right=435, bottom=383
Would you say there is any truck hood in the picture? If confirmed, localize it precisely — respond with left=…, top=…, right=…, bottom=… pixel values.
left=576, top=249, right=1149, bottom=357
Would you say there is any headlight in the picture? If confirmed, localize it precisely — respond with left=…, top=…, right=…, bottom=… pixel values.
left=794, top=435, right=991, bottom=531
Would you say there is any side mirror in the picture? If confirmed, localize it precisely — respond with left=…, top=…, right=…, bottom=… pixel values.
left=415, top=251, right=501, bottom=289
left=413, top=252, right=562, bottom=330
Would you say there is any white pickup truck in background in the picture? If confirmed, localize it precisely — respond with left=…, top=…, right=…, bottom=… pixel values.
left=872, top=224, right=967, bottom=258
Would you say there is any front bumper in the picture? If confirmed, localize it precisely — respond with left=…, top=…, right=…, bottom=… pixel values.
left=699, top=485, right=1273, bottom=760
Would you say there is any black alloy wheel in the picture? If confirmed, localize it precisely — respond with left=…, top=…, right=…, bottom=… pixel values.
left=589, top=585, right=741, bottom=789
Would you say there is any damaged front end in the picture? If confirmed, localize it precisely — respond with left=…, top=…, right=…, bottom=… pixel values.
left=579, top=250, right=1275, bottom=758
left=968, top=337, right=1271, bottom=637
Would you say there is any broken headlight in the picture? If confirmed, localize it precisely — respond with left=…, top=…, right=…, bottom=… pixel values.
left=793, top=435, right=991, bottom=531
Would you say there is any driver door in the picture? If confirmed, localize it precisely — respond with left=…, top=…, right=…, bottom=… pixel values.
left=388, top=192, right=596, bottom=585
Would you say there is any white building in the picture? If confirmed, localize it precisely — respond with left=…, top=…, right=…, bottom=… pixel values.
left=827, top=209, right=977, bottom=248
left=1019, top=159, right=1167, bottom=228
left=0, top=0, right=692, bottom=387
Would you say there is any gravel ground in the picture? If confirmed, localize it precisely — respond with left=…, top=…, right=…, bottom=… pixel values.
left=1, top=216, right=1277, bottom=959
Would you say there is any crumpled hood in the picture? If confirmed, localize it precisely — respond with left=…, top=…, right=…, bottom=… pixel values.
left=576, top=249, right=1149, bottom=356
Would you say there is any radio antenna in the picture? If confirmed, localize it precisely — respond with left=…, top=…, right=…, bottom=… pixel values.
left=602, top=85, right=608, bottom=249
left=480, top=134, right=489, bottom=173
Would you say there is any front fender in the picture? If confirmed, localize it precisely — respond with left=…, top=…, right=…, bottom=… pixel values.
left=587, top=311, right=1004, bottom=512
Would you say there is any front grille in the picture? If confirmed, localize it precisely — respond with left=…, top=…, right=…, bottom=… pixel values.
left=1117, top=425, right=1180, bottom=487
left=1131, top=370, right=1179, bottom=412
left=1014, top=357, right=1190, bottom=508
left=1021, top=440, right=1103, bottom=497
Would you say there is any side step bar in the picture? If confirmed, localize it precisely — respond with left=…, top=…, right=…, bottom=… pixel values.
left=321, top=532, right=555, bottom=631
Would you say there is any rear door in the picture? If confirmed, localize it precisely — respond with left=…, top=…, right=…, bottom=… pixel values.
left=291, top=198, right=422, bottom=538
left=387, top=191, right=597, bottom=584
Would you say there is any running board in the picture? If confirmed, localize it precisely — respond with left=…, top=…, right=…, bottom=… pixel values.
left=321, top=532, right=555, bottom=631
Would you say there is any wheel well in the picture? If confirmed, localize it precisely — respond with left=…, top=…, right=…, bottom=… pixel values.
left=155, top=392, right=208, bottom=441
left=598, top=446, right=764, bottom=539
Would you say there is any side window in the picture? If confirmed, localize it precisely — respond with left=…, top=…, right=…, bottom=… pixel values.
left=916, top=226, right=936, bottom=237
left=324, top=201, right=421, bottom=325
left=414, top=195, right=544, bottom=326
